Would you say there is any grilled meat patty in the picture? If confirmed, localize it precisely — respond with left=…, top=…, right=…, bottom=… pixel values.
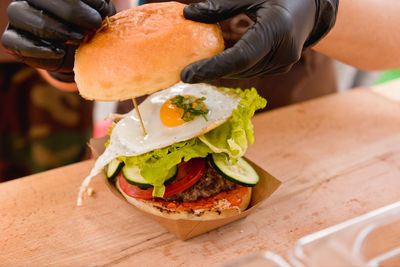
left=165, top=159, right=236, bottom=202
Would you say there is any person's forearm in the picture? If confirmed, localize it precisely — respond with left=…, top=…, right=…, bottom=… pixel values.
left=313, top=0, right=400, bottom=71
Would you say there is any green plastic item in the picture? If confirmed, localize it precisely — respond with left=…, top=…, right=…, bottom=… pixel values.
left=375, top=69, right=400, bottom=85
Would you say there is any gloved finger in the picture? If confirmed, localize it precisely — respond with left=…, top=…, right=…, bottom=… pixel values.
left=27, top=0, right=103, bottom=30
left=224, top=45, right=291, bottom=79
left=183, top=0, right=260, bottom=23
left=7, top=44, right=76, bottom=72
left=107, top=1, right=116, bottom=17
left=1, top=27, right=65, bottom=59
left=7, top=1, right=84, bottom=42
left=82, top=0, right=115, bottom=18
left=2, top=58, right=65, bottom=72
left=260, top=64, right=294, bottom=76
left=15, top=56, right=66, bottom=71
left=181, top=18, right=273, bottom=83
left=229, top=62, right=293, bottom=79
left=58, top=44, right=77, bottom=72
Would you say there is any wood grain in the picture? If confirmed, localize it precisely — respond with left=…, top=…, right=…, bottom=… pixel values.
left=1, top=82, right=400, bottom=266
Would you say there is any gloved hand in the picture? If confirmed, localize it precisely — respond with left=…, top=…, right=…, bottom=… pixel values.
left=181, top=0, right=338, bottom=83
left=1, top=0, right=115, bottom=82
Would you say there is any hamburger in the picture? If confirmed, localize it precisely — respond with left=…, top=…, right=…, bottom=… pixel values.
left=75, top=2, right=267, bottom=220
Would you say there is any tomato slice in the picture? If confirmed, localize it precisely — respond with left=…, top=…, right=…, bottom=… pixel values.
left=118, top=175, right=153, bottom=199
left=118, top=158, right=206, bottom=199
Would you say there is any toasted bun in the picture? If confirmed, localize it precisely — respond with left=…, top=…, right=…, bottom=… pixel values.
left=116, top=180, right=252, bottom=221
left=74, top=2, right=225, bottom=101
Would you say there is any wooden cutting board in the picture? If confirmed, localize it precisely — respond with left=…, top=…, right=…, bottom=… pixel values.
left=1, top=80, right=400, bottom=266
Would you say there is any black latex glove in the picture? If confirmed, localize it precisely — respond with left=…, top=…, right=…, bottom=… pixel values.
left=1, top=0, right=115, bottom=82
left=181, top=0, right=338, bottom=83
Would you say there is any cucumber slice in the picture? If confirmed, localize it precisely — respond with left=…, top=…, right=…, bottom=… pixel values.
left=106, top=159, right=124, bottom=179
left=122, top=165, right=178, bottom=189
left=211, top=153, right=259, bottom=187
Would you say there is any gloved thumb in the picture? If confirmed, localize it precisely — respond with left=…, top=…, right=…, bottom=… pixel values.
left=183, top=0, right=253, bottom=23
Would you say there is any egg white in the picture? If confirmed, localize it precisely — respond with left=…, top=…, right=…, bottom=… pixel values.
left=78, top=82, right=240, bottom=205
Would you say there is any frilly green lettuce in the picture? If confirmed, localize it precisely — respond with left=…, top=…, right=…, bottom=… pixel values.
left=199, top=87, right=267, bottom=159
left=118, top=87, right=266, bottom=197
left=119, top=138, right=211, bottom=197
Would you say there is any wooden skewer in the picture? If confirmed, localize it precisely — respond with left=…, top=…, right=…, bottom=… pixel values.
left=84, top=16, right=111, bottom=43
left=132, top=98, right=147, bottom=136
left=105, top=16, right=110, bottom=27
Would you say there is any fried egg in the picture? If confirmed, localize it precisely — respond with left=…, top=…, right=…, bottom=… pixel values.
left=78, top=82, right=240, bottom=205
left=114, top=82, right=240, bottom=155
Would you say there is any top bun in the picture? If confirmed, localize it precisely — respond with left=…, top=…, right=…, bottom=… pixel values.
left=74, top=2, right=225, bottom=101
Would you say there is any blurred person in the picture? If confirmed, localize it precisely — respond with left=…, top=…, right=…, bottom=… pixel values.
left=4, top=0, right=400, bottom=104
left=1, top=0, right=339, bottom=113
left=178, top=0, right=400, bottom=82
left=0, top=0, right=114, bottom=181
left=2, top=0, right=399, bottom=179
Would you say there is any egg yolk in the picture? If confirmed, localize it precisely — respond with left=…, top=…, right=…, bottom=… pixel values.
left=160, top=95, right=206, bottom=127
left=160, top=98, right=185, bottom=127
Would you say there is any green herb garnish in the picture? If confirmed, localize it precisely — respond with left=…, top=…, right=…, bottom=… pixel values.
left=170, top=95, right=209, bottom=122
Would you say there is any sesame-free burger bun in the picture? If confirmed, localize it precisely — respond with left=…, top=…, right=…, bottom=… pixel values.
left=74, top=2, right=225, bottom=101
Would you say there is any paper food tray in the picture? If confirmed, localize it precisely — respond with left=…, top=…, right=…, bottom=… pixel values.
left=90, top=137, right=281, bottom=240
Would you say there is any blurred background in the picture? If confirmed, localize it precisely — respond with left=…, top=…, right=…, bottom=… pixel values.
left=0, top=0, right=399, bottom=182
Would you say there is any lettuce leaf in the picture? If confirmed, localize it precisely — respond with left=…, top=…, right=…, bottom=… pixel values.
left=119, top=138, right=212, bottom=197
left=118, top=87, right=266, bottom=197
left=199, top=87, right=267, bottom=159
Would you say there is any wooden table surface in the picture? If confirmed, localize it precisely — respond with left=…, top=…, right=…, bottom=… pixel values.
left=1, top=80, right=400, bottom=266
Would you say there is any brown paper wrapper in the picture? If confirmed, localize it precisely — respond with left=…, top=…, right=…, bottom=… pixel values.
left=90, top=137, right=281, bottom=240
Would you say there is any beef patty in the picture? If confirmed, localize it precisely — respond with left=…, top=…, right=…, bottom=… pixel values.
left=165, top=159, right=236, bottom=202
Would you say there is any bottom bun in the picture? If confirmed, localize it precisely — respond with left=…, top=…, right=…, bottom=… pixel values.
left=116, top=181, right=252, bottom=221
